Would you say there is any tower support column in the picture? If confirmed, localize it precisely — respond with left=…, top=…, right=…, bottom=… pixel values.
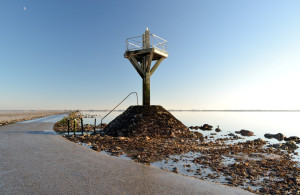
left=143, top=72, right=150, bottom=105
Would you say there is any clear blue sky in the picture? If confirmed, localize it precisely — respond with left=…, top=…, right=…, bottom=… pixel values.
left=1, top=0, right=300, bottom=110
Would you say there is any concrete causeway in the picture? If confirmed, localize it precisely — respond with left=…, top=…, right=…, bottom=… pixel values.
left=0, top=114, right=253, bottom=194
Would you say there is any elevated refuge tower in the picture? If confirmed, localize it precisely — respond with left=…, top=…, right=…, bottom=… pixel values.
left=124, top=28, right=168, bottom=105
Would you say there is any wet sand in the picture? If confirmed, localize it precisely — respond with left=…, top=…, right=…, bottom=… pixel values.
left=0, top=114, right=252, bottom=195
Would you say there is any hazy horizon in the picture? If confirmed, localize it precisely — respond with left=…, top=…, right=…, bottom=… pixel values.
left=2, top=108, right=300, bottom=112
left=1, top=0, right=300, bottom=110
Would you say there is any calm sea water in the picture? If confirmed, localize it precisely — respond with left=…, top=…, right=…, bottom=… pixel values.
left=81, top=111, right=300, bottom=138
left=80, top=110, right=300, bottom=165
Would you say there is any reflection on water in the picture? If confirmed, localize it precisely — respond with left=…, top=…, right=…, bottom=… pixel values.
left=171, top=111, right=300, bottom=138
left=80, top=111, right=121, bottom=126
left=80, top=110, right=300, bottom=161
left=81, top=111, right=300, bottom=138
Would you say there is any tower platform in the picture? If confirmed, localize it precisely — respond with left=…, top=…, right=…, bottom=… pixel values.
left=124, top=48, right=168, bottom=62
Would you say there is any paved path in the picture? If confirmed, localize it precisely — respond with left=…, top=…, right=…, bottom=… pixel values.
left=0, top=114, right=253, bottom=195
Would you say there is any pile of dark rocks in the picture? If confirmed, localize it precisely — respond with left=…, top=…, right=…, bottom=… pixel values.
left=103, top=105, right=203, bottom=140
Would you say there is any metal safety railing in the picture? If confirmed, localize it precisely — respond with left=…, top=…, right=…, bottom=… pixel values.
left=100, top=92, right=139, bottom=127
left=126, top=34, right=167, bottom=52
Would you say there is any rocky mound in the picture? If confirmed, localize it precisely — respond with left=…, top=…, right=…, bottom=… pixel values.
left=103, top=105, right=203, bottom=140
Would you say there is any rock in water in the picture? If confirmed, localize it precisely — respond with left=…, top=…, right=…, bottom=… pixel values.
left=200, top=124, right=213, bottom=131
left=103, top=105, right=203, bottom=140
left=284, top=136, right=300, bottom=143
left=172, top=167, right=178, bottom=173
left=235, top=129, right=254, bottom=136
left=264, top=133, right=285, bottom=141
left=215, top=125, right=221, bottom=132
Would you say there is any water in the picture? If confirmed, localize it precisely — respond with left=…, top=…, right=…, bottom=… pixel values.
left=19, top=114, right=67, bottom=123
left=80, top=110, right=300, bottom=162
left=81, top=110, right=300, bottom=138
left=80, top=111, right=119, bottom=126
left=172, top=111, right=300, bottom=163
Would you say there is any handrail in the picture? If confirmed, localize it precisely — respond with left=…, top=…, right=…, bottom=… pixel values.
left=126, top=33, right=167, bottom=52
left=100, top=92, right=138, bottom=127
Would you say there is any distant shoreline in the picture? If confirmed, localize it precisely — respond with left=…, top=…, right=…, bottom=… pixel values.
left=0, top=110, right=68, bottom=126
left=80, top=109, right=300, bottom=112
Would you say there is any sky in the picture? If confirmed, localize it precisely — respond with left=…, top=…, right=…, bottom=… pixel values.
left=0, top=0, right=300, bottom=110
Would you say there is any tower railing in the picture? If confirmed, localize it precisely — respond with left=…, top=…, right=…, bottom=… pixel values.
left=126, top=34, right=167, bottom=52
